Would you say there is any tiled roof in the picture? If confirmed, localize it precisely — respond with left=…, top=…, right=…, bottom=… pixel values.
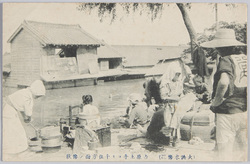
left=97, top=44, right=123, bottom=59
left=8, top=20, right=103, bottom=46
left=112, top=45, right=189, bottom=67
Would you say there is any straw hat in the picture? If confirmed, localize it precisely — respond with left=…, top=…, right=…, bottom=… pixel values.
left=201, top=29, right=246, bottom=48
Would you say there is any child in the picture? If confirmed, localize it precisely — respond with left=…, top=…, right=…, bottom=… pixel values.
left=79, top=95, right=101, bottom=128
left=73, top=115, right=99, bottom=154
left=193, top=75, right=211, bottom=104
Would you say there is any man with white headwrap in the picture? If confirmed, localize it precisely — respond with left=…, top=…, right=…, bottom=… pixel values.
left=160, top=60, right=184, bottom=99
left=3, top=80, right=46, bottom=155
left=158, top=60, right=196, bottom=145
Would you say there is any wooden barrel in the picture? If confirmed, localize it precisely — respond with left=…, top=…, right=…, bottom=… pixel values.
left=180, top=110, right=215, bottom=142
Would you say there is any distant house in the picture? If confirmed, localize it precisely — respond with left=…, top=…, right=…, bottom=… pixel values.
left=97, top=44, right=124, bottom=71
left=112, top=45, right=190, bottom=75
left=6, top=20, right=123, bottom=88
left=113, top=45, right=190, bottom=67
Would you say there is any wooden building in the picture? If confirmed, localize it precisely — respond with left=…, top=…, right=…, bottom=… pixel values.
left=112, top=45, right=191, bottom=75
left=97, top=44, right=124, bottom=71
left=6, top=20, right=123, bottom=89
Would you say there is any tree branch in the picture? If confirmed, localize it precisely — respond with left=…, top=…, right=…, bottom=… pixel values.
left=176, top=3, right=197, bottom=41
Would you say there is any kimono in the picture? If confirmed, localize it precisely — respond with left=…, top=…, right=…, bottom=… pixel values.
left=80, top=104, right=101, bottom=128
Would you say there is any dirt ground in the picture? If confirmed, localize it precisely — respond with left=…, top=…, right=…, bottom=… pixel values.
left=3, top=127, right=217, bottom=162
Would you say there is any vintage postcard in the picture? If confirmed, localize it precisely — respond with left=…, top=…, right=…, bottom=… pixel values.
left=2, top=2, right=248, bottom=162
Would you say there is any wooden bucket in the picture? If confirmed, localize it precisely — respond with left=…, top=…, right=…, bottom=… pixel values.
left=88, top=140, right=99, bottom=150
left=40, top=126, right=62, bottom=153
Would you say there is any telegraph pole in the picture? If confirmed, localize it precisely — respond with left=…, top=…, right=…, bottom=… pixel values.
left=215, top=3, right=218, bottom=30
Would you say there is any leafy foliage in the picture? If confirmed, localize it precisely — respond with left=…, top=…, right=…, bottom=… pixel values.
left=77, top=3, right=117, bottom=23
left=77, top=3, right=166, bottom=23
left=184, top=21, right=247, bottom=60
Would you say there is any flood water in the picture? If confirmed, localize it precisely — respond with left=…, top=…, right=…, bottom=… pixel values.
left=3, top=78, right=146, bottom=128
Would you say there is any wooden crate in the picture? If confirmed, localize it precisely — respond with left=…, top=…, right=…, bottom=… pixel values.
left=94, top=127, right=111, bottom=147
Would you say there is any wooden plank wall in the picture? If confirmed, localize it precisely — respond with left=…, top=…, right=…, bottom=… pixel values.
left=76, top=45, right=97, bottom=55
left=7, top=28, right=43, bottom=87
left=76, top=46, right=98, bottom=74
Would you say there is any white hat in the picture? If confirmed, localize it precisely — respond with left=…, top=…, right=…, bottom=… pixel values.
left=30, top=80, right=46, bottom=96
left=201, top=29, right=246, bottom=48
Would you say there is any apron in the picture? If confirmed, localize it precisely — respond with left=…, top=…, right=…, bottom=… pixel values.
left=3, top=98, right=29, bottom=154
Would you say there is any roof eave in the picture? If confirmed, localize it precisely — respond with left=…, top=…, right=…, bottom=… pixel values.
left=7, top=21, right=47, bottom=46
left=7, top=24, right=24, bottom=43
left=98, top=57, right=123, bottom=59
left=46, top=44, right=102, bottom=47
left=8, top=21, right=103, bottom=47
left=78, top=25, right=104, bottom=45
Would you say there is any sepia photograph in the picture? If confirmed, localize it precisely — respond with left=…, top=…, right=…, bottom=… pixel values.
left=1, top=2, right=248, bottom=162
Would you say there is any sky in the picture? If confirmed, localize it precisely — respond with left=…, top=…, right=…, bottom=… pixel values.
left=2, top=3, right=247, bottom=53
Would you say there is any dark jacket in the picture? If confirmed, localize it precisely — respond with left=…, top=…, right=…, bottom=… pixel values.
left=211, top=54, right=247, bottom=114
left=147, top=108, right=170, bottom=145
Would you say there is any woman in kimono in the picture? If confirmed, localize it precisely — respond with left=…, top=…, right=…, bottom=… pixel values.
left=79, top=95, right=101, bottom=128
left=3, top=80, right=46, bottom=155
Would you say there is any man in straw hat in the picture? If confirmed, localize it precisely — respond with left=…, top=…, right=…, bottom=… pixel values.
left=201, top=29, right=247, bottom=161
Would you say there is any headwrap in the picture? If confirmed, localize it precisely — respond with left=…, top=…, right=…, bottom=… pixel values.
left=160, top=61, right=182, bottom=85
left=30, top=80, right=46, bottom=96
left=128, top=93, right=142, bottom=105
